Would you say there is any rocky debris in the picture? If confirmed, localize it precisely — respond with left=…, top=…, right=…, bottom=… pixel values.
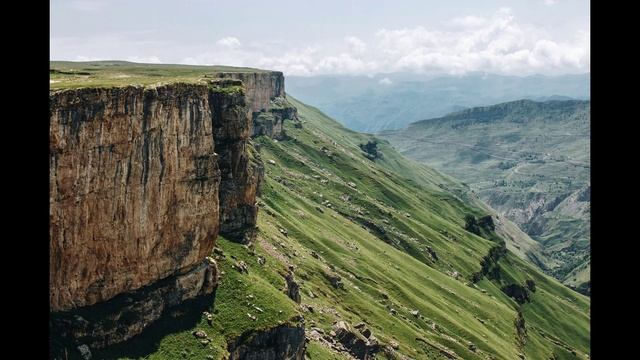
left=77, top=344, right=92, bottom=360
left=389, top=340, right=400, bottom=350
left=285, top=271, right=301, bottom=303
left=203, top=311, right=214, bottom=325
left=514, top=310, right=528, bottom=349
left=410, top=310, right=419, bottom=317
left=307, top=289, right=316, bottom=299
left=227, top=318, right=306, bottom=360
left=234, top=261, right=249, bottom=274
left=340, top=194, right=352, bottom=202
left=213, top=248, right=225, bottom=257
left=268, top=159, right=276, bottom=165
left=315, top=206, right=325, bottom=213
left=323, top=271, right=344, bottom=289
left=311, top=251, right=320, bottom=259
left=257, top=256, right=266, bottom=266
left=468, top=342, right=477, bottom=352
left=389, top=308, right=397, bottom=315
left=247, top=313, right=257, bottom=321
left=332, top=321, right=381, bottom=359
left=279, top=228, right=289, bottom=236
left=348, top=182, right=357, bottom=188
left=450, top=271, right=460, bottom=280
left=193, top=330, right=208, bottom=340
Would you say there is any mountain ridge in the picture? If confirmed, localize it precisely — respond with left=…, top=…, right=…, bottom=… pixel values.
left=380, top=99, right=590, bottom=294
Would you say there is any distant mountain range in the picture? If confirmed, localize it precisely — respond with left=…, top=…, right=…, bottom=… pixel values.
left=287, top=72, right=590, bottom=132
left=379, top=99, right=590, bottom=294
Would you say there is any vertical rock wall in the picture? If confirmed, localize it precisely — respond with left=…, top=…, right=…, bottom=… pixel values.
left=50, top=84, right=221, bottom=312
left=50, top=71, right=299, bottom=351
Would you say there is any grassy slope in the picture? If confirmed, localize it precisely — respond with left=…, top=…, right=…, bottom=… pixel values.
left=49, top=61, right=269, bottom=90
left=379, top=100, right=590, bottom=289
left=63, top=64, right=588, bottom=358
left=101, top=96, right=588, bottom=360
left=250, top=97, right=589, bottom=359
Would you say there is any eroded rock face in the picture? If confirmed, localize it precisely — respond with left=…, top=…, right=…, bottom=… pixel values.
left=227, top=318, right=306, bottom=360
left=211, top=86, right=264, bottom=242
left=215, top=71, right=298, bottom=139
left=50, top=258, right=218, bottom=349
left=50, top=78, right=275, bottom=351
left=216, top=72, right=285, bottom=113
left=50, top=84, right=222, bottom=312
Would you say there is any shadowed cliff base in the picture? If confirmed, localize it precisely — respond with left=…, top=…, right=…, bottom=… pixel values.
left=51, top=292, right=218, bottom=360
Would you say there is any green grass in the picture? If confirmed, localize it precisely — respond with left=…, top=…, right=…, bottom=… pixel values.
left=49, top=61, right=271, bottom=90
left=93, top=237, right=300, bottom=360
left=245, top=96, right=590, bottom=359
left=90, top=93, right=589, bottom=360
left=379, top=100, right=591, bottom=289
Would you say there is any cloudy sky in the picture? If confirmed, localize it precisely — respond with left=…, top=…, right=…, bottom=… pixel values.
left=50, top=0, right=589, bottom=76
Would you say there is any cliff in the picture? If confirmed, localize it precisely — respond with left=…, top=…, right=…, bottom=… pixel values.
left=50, top=71, right=293, bottom=350
left=216, top=72, right=299, bottom=139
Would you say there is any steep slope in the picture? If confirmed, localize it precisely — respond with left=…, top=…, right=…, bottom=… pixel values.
left=286, top=73, right=590, bottom=132
left=49, top=62, right=301, bottom=357
left=92, top=94, right=589, bottom=360
left=50, top=63, right=589, bottom=360
left=380, top=100, right=590, bottom=294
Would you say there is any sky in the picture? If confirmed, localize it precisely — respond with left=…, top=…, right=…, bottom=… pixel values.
left=50, top=0, right=590, bottom=77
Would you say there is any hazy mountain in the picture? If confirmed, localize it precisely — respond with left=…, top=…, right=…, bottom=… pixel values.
left=380, top=99, right=590, bottom=294
left=287, top=72, right=590, bottom=132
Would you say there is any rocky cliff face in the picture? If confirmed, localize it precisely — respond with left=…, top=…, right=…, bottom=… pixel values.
left=50, top=74, right=290, bottom=349
left=216, top=72, right=299, bottom=139
left=50, top=84, right=222, bottom=312
left=227, top=318, right=306, bottom=360
left=209, top=80, right=264, bottom=242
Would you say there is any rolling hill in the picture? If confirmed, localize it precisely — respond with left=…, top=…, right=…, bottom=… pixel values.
left=286, top=73, right=590, bottom=132
left=379, top=100, right=590, bottom=295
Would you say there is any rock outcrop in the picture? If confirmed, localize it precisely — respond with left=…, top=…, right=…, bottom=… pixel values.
left=50, top=84, right=223, bottom=312
left=331, top=321, right=381, bottom=359
left=49, top=72, right=291, bottom=350
left=209, top=79, right=264, bottom=242
left=216, top=71, right=298, bottom=139
left=227, top=317, right=306, bottom=360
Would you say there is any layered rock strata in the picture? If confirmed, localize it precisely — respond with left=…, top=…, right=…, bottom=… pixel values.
left=216, top=71, right=299, bottom=139
left=50, top=72, right=291, bottom=349
left=209, top=80, right=264, bottom=242
left=50, top=84, right=223, bottom=312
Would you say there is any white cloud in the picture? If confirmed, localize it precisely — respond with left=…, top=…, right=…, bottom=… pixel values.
left=53, top=8, right=588, bottom=77
left=379, top=77, right=392, bottom=85
left=216, top=37, right=242, bottom=49
left=544, top=0, right=558, bottom=6
left=345, top=36, right=366, bottom=53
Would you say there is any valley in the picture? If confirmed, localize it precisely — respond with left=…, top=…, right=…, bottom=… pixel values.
left=379, top=100, right=590, bottom=295
left=49, top=62, right=590, bottom=360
